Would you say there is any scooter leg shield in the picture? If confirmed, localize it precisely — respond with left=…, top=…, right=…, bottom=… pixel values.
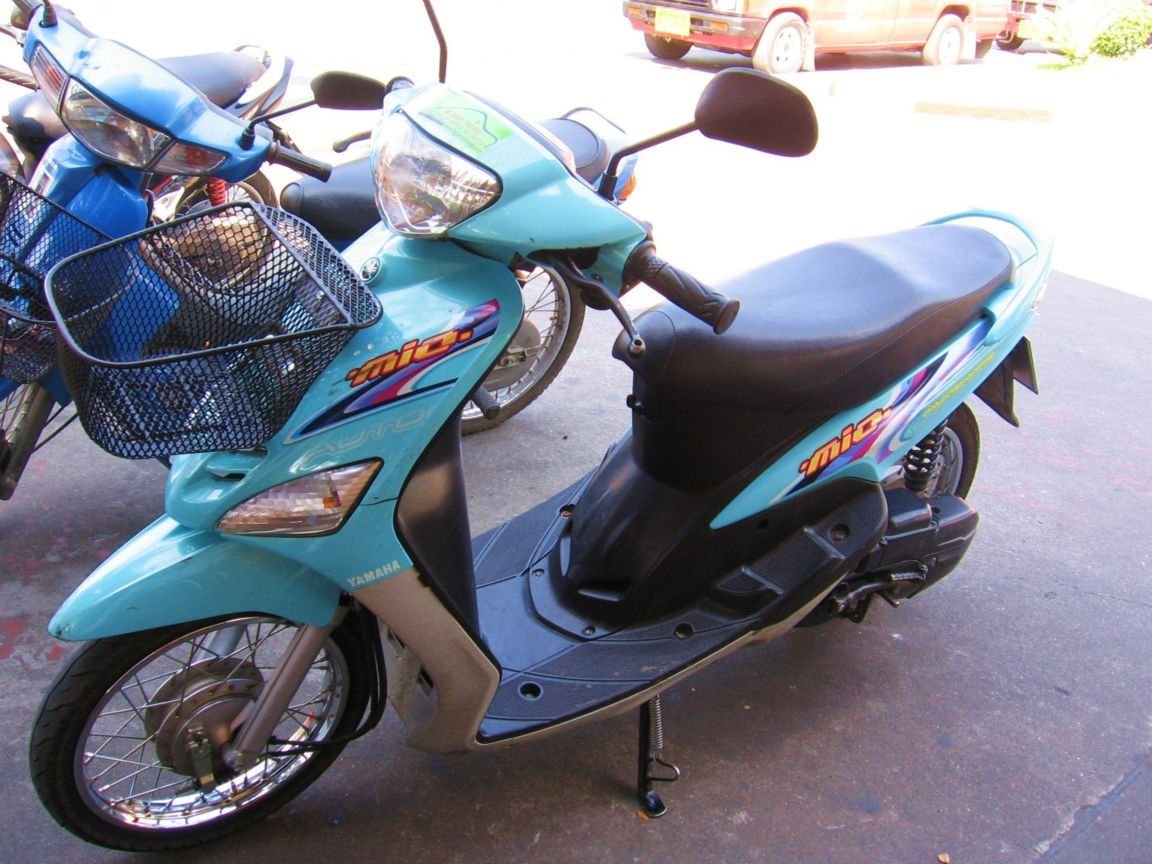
left=48, top=517, right=341, bottom=641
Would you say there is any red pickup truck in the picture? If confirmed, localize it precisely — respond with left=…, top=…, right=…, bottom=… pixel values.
left=623, top=0, right=1013, bottom=72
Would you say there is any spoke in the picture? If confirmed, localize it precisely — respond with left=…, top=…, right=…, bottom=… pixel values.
left=103, top=772, right=195, bottom=806
left=87, top=711, right=153, bottom=771
left=87, top=746, right=157, bottom=777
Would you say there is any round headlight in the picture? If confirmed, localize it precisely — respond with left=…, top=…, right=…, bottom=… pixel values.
left=370, top=112, right=501, bottom=237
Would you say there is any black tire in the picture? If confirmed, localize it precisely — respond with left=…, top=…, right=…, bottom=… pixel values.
left=936, top=402, right=980, bottom=498
left=29, top=614, right=375, bottom=852
left=644, top=33, right=691, bottom=61
left=923, top=13, right=965, bottom=65
left=461, top=266, right=584, bottom=435
left=996, top=33, right=1026, bottom=51
left=884, top=402, right=980, bottom=498
left=0, top=381, right=54, bottom=500
left=752, top=12, right=808, bottom=74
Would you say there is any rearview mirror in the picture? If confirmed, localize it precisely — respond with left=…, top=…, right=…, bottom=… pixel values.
left=694, top=68, right=818, bottom=157
left=310, top=72, right=390, bottom=111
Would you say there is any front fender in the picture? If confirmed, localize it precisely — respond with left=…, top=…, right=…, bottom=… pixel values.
left=49, top=517, right=341, bottom=641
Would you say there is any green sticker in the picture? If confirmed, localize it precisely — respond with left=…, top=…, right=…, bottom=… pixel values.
left=409, top=91, right=514, bottom=157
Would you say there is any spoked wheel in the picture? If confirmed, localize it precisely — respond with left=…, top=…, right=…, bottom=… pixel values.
left=177, top=172, right=279, bottom=213
left=461, top=265, right=584, bottom=435
left=151, top=171, right=278, bottom=223
left=30, top=614, right=374, bottom=852
left=0, top=381, right=57, bottom=500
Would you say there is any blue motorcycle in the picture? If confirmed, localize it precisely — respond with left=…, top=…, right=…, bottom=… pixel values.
left=0, top=0, right=337, bottom=501
left=27, top=0, right=1050, bottom=852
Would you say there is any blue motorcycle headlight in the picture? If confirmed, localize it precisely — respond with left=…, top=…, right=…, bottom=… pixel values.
left=370, top=112, right=501, bottom=237
left=56, top=79, right=227, bottom=175
left=59, top=80, right=171, bottom=169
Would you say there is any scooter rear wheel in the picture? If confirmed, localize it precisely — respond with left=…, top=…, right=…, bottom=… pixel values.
left=461, top=265, right=584, bottom=434
left=882, top=402, right=980, bottom=498
left=921, top=402, right=980, bottom=498
left=29, top=614, right=373, bottom=852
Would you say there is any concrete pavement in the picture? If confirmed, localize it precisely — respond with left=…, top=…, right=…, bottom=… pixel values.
left=3, top=271, right=1150, bottom=864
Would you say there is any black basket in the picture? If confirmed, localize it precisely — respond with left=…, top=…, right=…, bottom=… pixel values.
left=0, top=173, right=109, bottom=383
left=46, top=203, right=381, bottom=459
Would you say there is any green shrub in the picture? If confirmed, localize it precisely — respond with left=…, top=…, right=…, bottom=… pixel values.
left=1032, top=0, right=1152, bottom=64
left=1090, top=7, right=1152, bottom=56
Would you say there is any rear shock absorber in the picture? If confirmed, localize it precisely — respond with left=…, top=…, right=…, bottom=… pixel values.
left=904, top=424, right=945, bottom=493
left=205, top=178, right=230, bottom=207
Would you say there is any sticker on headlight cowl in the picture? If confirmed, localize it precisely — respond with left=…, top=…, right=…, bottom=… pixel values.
left=287, top=300, right=500, bottom=440
left=406, top=90, right=514, bottom=157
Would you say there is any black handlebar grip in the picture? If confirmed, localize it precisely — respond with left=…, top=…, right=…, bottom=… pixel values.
left=628, top=244, right=739, bottom=335
left=269, top=143, right=333, bottom=182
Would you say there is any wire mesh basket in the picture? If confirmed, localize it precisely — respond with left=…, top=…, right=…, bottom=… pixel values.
left=0, top=172, right=109, bottom=383
left=46, top=203, right=381, bottom=459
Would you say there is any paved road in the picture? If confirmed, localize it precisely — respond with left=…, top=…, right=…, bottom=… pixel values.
left=1, top=3, right=1150, bottom=863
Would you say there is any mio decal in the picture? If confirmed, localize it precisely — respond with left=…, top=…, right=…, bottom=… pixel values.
left=347, top=560, right=405, bottom=588
left=799, top=408, right=893, bottom=479
left=289, top=301, right=500, bottom=441
left=346, top=327, right=477, bottom=388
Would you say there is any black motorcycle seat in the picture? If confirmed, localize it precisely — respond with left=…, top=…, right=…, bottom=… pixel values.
left=159, top=52, right=267, bottom=107
left=5, top=52, right=264, bottom=143
left=280, top=157, right=377, bottom=250
left=620, top=224, right=1013, bottom=414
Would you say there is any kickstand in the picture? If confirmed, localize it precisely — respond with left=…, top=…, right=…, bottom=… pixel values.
left=637, top=695, right=681, bottom=817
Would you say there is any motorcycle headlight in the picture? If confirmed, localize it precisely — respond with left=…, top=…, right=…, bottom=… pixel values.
left=370, top=112, right=501, bottom=237
left=216, top=460, right=382, bottom=537
left=58, top=79, right=226, bottom=174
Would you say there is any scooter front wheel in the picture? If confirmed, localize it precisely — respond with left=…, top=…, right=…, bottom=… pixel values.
left=29, top=614, right=373, bottom=852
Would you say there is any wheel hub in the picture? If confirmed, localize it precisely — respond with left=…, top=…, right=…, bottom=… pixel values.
left=483, top=320, right=542, bottom=390
left=144, top=659, right=264, bottom=778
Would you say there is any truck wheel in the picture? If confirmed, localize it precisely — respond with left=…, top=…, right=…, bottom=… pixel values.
left=752, top=12, right=807, bottom=74
left=644, top=34, right=691, bottom=60
left=996, top=33, right=1026, bottom=51
left=923, top=13, right=965, bottom=65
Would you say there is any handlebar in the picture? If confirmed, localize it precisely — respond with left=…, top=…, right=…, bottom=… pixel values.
left=625, top=242, right=739, bottom=335
left=0, top=62, right=33, bottom=88
left=267, top=142, right=332, bottom=182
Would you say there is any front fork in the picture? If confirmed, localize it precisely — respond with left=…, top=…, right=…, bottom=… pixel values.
left=222, top=606, right=347, bottom=773
left=0, top=380, right=54, bottom=500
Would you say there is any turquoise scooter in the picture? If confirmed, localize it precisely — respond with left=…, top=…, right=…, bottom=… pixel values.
left=28, top=50, right=1049, bottom=852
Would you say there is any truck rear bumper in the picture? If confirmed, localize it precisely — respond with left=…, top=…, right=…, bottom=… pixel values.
left=623, top=2, right=766, bottom=52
